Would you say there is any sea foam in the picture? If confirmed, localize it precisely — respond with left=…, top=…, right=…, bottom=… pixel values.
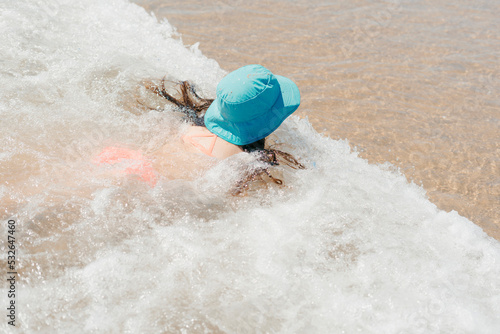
left=1, top=0, right=499, bottom=333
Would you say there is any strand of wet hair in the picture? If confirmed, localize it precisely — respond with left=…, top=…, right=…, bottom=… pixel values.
left=144, top=78, right=213, bottom=125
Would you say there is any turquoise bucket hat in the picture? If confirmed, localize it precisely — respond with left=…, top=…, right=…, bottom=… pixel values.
left=204, top=64, right=300, bottom=146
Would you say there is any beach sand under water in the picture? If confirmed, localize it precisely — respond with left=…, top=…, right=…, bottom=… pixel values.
left=1, top=0, right=499, bottom=332
left=133, top=0, right=499, bottom=240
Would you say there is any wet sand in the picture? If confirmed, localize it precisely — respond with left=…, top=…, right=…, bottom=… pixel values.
left=133, top=0, right=499, bottom=240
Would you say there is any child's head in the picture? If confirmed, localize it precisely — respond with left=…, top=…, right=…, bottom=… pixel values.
left=204, top=64, right=300, bottom=145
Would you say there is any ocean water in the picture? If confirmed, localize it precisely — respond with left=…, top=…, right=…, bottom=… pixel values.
left=134, top=0, right=500, bottom=238
left=0, top=0, right=499, bottom=333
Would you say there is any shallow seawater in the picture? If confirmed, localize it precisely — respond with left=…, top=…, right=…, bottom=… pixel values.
left=1, top=0, right=500, bottom=333
left=133, top=0, right=500, bottom=239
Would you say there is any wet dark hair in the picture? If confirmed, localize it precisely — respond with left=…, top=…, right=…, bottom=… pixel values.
left=143, top=77, right=304, bottom=195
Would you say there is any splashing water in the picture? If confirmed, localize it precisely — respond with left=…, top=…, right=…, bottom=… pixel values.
left=1, top=0, right=499, bottom=332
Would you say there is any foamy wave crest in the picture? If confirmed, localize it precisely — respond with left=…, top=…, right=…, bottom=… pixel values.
left=1, top=0, right=499, bottom=333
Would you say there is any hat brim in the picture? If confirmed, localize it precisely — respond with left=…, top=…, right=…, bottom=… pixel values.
left=204, top=75, right=300, bottom=146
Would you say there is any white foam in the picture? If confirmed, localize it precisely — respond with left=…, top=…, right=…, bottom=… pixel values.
left=1, top=0, right=499, bottom=333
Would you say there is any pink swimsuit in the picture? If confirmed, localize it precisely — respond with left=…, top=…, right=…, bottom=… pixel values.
left=181, top=132, right=218, bottom=157
left=93, top=133, right=216, bottom=187
left=93, top=146, right=157, bottom=187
